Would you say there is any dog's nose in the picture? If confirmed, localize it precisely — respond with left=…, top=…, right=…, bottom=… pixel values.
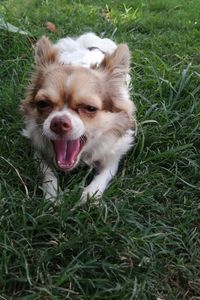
left=50, top=116, right=72, bottom=135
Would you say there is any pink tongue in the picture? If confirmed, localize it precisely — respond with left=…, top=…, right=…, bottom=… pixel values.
left=53, top=139, right=80, bottom=169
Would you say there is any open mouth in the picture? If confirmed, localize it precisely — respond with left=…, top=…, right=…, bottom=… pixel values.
left=52, top=135, right=87, bottom=171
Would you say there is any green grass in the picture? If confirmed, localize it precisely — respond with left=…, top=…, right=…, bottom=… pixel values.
left=0, top=0, right=200, bottom=299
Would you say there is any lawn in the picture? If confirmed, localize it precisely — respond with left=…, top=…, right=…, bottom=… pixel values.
left=0, top=0, right=200, bottom=299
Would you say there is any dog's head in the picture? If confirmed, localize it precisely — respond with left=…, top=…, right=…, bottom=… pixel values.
left=21, top=36, right=135, bottom=171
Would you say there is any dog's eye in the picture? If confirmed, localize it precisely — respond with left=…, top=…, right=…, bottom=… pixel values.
left=77, top=105, right=98, bottom=116
left=84, top=105, right=97, bottom=113
left=36, top=100, right=51, bottom=110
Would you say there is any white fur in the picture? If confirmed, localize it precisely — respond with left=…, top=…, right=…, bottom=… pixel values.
left=54, top=32, right=117, bottom=67
left=43, top=109, right=85, bottom=141
left=23, top=33, right=134, bottom=203
left=55, top=32, right=130, bottom=86
left=80, top=161, right=119, bottom=204
left=34, top=152, right=58, bottom=200
left=80, top=130, right=134, bottom=203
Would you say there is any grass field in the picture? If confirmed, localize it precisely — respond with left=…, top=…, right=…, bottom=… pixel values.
left=0, top=0, right=200, bottom=299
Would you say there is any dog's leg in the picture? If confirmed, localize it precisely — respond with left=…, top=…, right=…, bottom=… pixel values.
left=42, top=163, right=58, bottom=200
left=35, top=152, right=58, bottom=200
left=80, top=160, right=119, bottom=204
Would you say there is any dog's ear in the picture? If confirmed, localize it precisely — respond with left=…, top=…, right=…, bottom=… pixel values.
left=100, top=44, right=130, bottom=82
left=35, top=36, right=58, bottom=66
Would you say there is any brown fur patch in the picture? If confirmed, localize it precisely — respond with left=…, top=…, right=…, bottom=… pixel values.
left=35, top=36, right=58, bottom=66
left=99, top=44, right=130, bottom=80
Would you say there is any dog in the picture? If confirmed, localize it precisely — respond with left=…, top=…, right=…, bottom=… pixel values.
left=20, top=33, right=136, bottom=203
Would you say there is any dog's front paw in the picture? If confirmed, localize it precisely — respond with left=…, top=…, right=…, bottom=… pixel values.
left=80, top=187, right=102, bottom=205
left=42, top=181, right=58, bottom=203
